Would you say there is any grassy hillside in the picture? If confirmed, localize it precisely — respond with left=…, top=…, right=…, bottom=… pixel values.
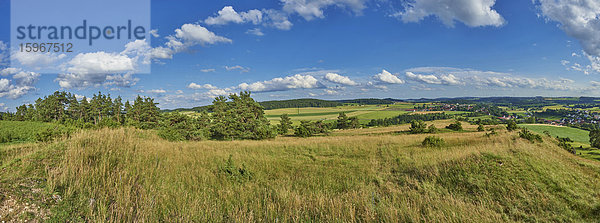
left=0, top=121, right=72, bottom=144
left=2, top=122, right=600, bottom=221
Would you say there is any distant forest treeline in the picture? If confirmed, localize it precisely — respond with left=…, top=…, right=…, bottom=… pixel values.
left=164, top=96, right=600, bottom=113
left=164, top=98, right=402, bottom=112
left=409, top=97, right=600, bottom=109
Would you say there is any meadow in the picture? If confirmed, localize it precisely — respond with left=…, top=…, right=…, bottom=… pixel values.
left=0, top=121, right=73, bottom=144
left=1, top=120, right=600, bottom=221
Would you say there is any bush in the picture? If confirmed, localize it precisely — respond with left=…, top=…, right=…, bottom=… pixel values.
left=590, top=129, right=600, bottom=149
left=427, top=124, right=438, bottom=133
left=446, top=121, right=463, bottom=131
left=477, top=124, right=485, bottom=132
left=157, top=128, right=187, bottom=141
left=557, top=137, right=575, bottom=154
left=485, top=129, right=498, bottom=137
left=294, top=120, right=330, bottom=137
left=506, top=120, right=518, bottom=132
left=0, top=131, right=14, bottom=143
left=518, top=129, right=542, bottom=143
left=97, top=118, right=120, bottom=128
left=422, top=136, right=445, bottom=147
left=254, top=125, right=278, bottom=140
left=35, top=127, right=73, bottom=142
left=409, top=120, right=427, bottom=134
left=158, top=112, right=211, bottom=141
left=218, top=155, right=253, bottom=183
left=543, top=130, right=551, bottom=137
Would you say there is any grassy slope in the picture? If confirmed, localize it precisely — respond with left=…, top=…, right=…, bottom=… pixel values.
left=0, top=121, right=65, bottom=144
left=1, top=122, right=600, bottom=221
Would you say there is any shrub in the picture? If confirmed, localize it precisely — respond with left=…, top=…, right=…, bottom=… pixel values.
left=157, top=128, right=187, bottom=141
left=427, top=124, right=438, bottom=133
left=218, top=155, right=253, bottom=183
left=543, top=130, right=551, bottom=137
left=477, top=124, right=485, bottom=132
left=485, top=129, right=498, bottom=137
left=35, top=127, right=72, bottom=142
left=294, top=120, right=330, bottom=137
left=278, top=114, right=293, bottom=134
left=422, top=136, right=445, bottom=147
left=0, top=131, right=14, bottom=143
left=590, top=129, right=600, bottom=149
left=506, top=120, right=518, bottom=132
left=557, top=137, right=575, bottom=154
left=294, top=124, right=313, bottom=138
left=409, top=120, right=427, bottom=134
left=446, top=121, right=463, bottom=131
left=518, top=129, right=542, bottom=143
left=158, top=112, right=211, bottom=141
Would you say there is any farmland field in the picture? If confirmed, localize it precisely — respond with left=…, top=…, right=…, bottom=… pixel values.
left=518, top=124, right=600, bottom=161
left=262, top=103, right=468, bottom=125
left=519, top=124, right=590, bottom=145
left=263, top=104, right=411, bottom=124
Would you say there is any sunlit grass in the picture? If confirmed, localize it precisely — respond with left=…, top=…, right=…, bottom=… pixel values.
left=2, top=121, right=600, bottom=221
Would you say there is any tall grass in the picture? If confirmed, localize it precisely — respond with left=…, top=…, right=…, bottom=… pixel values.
left=36, top=125, right=600, bottom=222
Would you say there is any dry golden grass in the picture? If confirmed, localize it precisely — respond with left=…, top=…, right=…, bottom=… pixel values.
left=3, top=120, right=600, bottom=222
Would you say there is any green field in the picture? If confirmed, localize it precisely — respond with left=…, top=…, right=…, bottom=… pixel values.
left=518, top=124, right=600, bottom=161
left=518, top=124, right=589, bottom=145
left=2, top=122, right=600, bottom=221
left=261, top=103, right=470, bottom=125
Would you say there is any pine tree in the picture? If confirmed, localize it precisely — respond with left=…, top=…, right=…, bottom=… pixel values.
left=337, top=112, right=349, bottom=129
left=279, top=113, right=293, bottom=134
left=113, top=96, right=124, bottom=124
left=410, top=120, right=427, bottom=134
left=348, top=117, right=360, bottom=129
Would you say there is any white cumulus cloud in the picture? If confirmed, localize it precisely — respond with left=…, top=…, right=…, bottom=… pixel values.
left=281, top=0, right=368, bottom=21
left=396, top=0, right=505, bottom=27
left=204, top=6, right=263, bottom=25
left=188, top=83, right=218, bottom=90
left=175, top=24, right=233, bottom=46
left=0, top=70, right=40, bottom=99
left=324, top=73, right=357, bottom=85
left=373, top=70, right=405, bottom=84
left=238, top=74, right=324, bottom=92
left=56, top=52, right=136, bottom=89
left=12, top=51, right=66, bottom=70
left=404, top=67, right=587, bottom=91
left=536, top=0, right=600, bottom=73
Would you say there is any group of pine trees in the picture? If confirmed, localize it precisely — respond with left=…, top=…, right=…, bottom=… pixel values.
left=158, top=92, right=277, bottom=141
left=288, top=112, right=362, bottom=137
left=3, top=91, right=160, bottom=129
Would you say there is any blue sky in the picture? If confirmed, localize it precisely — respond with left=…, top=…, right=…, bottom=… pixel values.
left=1, top=0, right=600, bottom=111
